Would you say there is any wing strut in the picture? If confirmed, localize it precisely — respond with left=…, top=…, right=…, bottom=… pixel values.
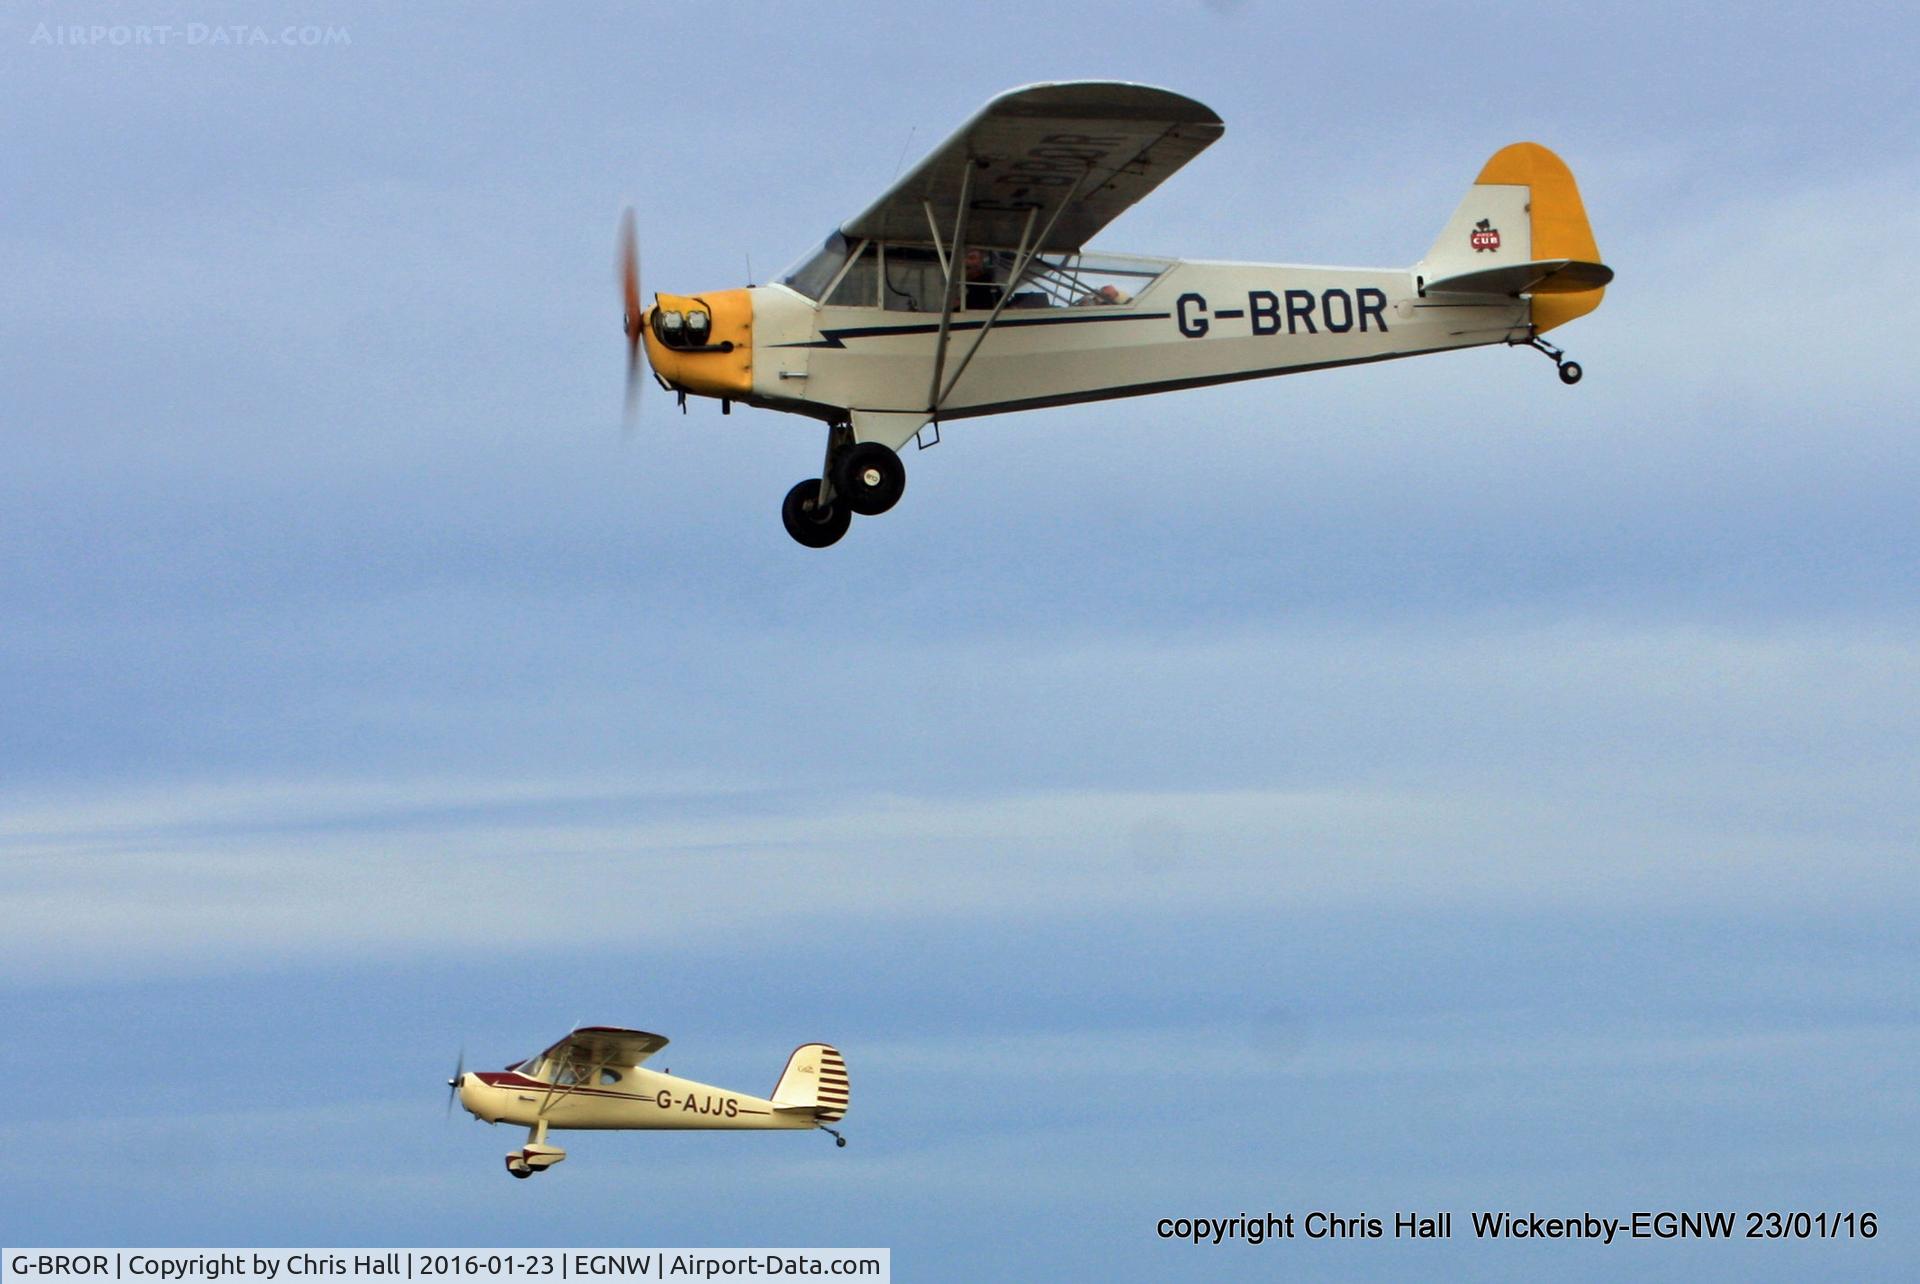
left=922, top=202, right=951, bottom=280
left=930, top=167, right=1090, bottom=415
left=923, top=161, right=974, bottom=417
left=535, top=1049, right=593, bottom=1119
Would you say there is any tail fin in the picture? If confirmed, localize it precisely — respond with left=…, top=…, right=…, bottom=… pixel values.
left=1419, top=142, right=1608, bottom=333
left=771, top=1043, right=848, bottom=1123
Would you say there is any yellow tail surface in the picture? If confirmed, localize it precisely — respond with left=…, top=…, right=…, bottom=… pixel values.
left=1475, top=143, right=1606, bottom=333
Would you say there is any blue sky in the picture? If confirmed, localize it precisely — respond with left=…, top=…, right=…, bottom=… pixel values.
left=3, top=1, right=1916, bottom=1278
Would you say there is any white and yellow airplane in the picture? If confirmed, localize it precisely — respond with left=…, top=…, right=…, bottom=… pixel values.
left=621, top=80, right=1612, bottom=548
left=449, top=1026, right=849, bottom=1177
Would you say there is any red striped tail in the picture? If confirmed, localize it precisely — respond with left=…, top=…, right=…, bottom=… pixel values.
left=771, top=1042, right=849, bottom=1123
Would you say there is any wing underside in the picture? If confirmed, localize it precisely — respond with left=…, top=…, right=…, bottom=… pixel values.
left=538, top=1025, right=670, bottom=1070
left=841, top=81, right=1223, bottom=252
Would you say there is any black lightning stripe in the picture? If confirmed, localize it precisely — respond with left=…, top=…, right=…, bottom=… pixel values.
left=771, top=310, right=1173, bottom=350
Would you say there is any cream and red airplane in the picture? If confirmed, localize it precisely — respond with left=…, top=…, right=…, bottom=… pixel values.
left=620, top=80, right=1612, bottom=548
left=449, top=1026, right=849, bottom=1177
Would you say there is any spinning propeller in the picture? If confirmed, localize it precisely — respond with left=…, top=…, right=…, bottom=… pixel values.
left=445, top=1048, right=466, bottom=1118
left=619, top=208, right=647, bottom=424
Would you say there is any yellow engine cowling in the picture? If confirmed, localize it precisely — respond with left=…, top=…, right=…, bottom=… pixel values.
left=645, top=289, right=752, bottom=399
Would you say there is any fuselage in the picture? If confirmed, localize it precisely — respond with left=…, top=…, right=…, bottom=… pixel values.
left=644, top=255, right=1530, bottom=437
left=459, top=1066, right=810, bottom=1132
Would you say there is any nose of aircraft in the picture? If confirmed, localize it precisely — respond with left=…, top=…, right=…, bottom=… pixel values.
left=642, top=288, right=753, bottom=402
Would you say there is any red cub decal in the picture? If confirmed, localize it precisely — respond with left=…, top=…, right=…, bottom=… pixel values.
left=1470, top=218, right=1501, bottom=252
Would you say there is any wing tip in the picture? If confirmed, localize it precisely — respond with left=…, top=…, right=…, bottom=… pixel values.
left=983, top=79, right=1223, bottom=127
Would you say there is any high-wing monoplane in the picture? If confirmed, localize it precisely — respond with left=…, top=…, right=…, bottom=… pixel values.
left=449, top=1026, right=849, bottom=1177
left=620, top=81, right=1612, bottom=547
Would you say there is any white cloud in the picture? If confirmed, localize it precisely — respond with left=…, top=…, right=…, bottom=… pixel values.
left=8, top=616, right=1912, bottom=979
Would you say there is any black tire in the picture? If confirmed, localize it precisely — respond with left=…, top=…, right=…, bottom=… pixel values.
left=506, top=1159, right=533, bottom=1179
left=781, top=479, right=852, bottom=548
left=1558, top=361, right=1583, bottom=385
left=833, top=442, right=906, bottom=516
left=835, top=1136, right=847, bottom=1148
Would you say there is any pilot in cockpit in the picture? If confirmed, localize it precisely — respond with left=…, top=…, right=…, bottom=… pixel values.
left=1075, top=282, right=1130, bottom=307
left=963, top=248, right=1003, bottom=310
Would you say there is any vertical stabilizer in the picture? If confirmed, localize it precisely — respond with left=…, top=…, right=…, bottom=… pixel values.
left=771, top=1043, right=849, bottom=1122
left=1420, top=142, right=1606, bottom=333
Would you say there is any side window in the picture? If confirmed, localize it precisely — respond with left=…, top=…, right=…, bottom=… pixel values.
left=598, top=1069, right=623, bottom=1086
left=824, top=243, right=879, bottom=307
left=883, top=245, right=944, bottom=312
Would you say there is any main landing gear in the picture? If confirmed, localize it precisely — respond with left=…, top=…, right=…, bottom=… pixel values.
left=781, top=479, right=852, bottom=549
left=505, top=1123, right=565, bottom=1179
left=781, top=427, right=908, bottom=549
left=1522, top=333, right=1584, bottom=384
left=835, top=442, right=906, bottom=516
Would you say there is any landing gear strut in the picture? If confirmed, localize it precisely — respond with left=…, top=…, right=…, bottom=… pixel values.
left=1521, top=332, right=1583, bottom=384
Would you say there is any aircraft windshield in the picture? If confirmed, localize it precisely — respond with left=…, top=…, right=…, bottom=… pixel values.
left=779, top=232, right=855, bottom=301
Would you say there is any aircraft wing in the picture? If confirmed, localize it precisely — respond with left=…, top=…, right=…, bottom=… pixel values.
left=537, top=1025, right=670, bottom=1069
left=841, top=81, right=1224, bottom=252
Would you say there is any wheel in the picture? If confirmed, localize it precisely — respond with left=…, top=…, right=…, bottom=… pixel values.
left=506, top=1158, right=533, bottom=1179
left=781, top=479, right=852, bottom=548
left=833, top=442, right=906, bottom=516
left=1558, top=361, right=1583, bottom=385
left=835, top=1136, right=847, bottom=1148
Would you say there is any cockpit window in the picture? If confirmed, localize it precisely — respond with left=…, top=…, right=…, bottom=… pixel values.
left=876, top=246, right=1169, bottom=312
left=792, top=235, right=1170, bottom=312
left=779, top=232, right=855, bottom=301
left=825, top=242, right=879, bottom=307
left=1007, top=252, right=1167, bottom=308
left=598, top=1069, right=623, bottom=1085
left=883, top=244, right=942, bottom=312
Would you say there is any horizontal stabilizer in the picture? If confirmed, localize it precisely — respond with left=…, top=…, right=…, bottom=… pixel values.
left=1423, top=259, right=1614, bottom=297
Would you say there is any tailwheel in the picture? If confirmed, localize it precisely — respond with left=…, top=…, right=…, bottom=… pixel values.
left=781, top=479, right=852, bottom=549
left=833, top=442, right=906, bottom=516
left=1524, top=333, right=1585, bottom=385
